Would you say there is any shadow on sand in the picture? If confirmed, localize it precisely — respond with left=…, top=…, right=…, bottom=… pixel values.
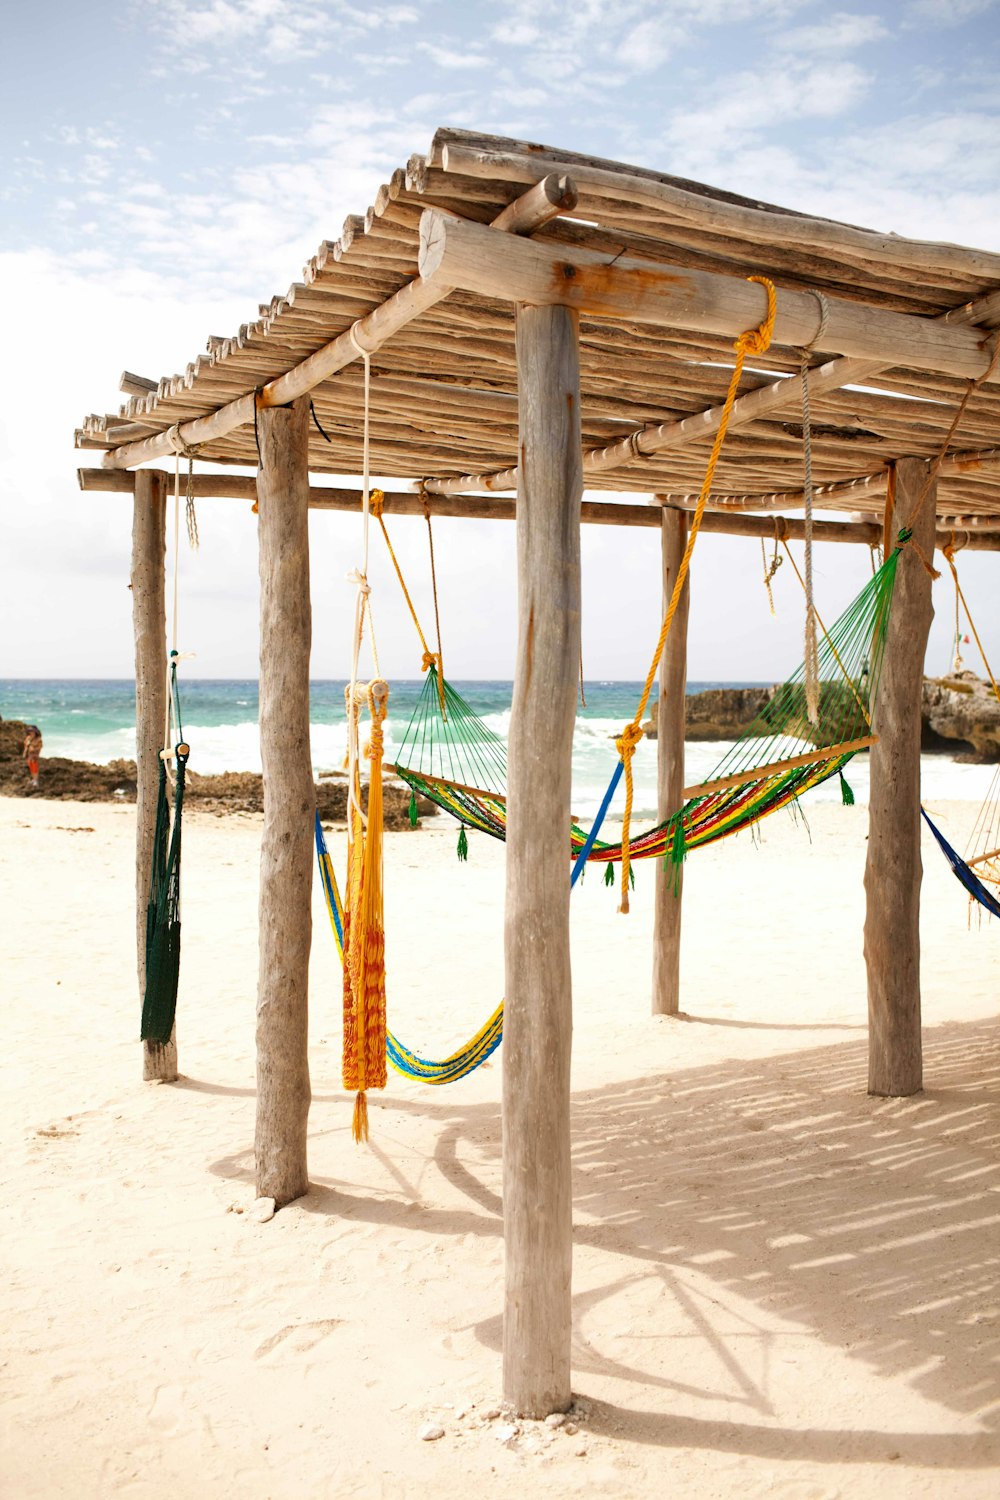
left=210, top=1015, right=1000, bottom=1464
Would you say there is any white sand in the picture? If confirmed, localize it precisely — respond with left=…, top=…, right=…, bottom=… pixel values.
left=2, top=793, right=999, bottom=1499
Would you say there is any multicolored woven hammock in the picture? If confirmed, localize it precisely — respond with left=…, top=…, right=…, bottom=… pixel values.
left=390, top=545, right=903, bottom=878
left=316, top=813, right=504, bottom=1083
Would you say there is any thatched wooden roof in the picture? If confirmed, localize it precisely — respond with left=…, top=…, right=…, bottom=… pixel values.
left=77, top=129, right=1000, bottom=526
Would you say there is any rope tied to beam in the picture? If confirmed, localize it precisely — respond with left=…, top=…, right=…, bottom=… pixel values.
left=900, top=333, right=1000, bottom=563
left=345, top=322, right=378, bottom=833
left=760, top=515, right=784, bottom=616
left=615, top=274, right=777, bottom=912
left=799, top=290, right=830, bottom=725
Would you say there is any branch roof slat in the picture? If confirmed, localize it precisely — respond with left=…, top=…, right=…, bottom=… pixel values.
left=77, top=128, right=1000, bottom=521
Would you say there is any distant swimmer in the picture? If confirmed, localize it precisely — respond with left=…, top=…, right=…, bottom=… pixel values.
left=23, top=725, right=43, bottom=789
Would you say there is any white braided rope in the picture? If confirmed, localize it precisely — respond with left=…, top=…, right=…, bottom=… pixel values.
left=345, top=321, right=375, bottom=830
left=800, top=292, right=830, bottom=727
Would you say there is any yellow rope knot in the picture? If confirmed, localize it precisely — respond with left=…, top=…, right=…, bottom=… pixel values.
left=737, top=276, right=777, bottom=357
left=421, top=650, right=441, bottom=674
left=615, top=721, right=645, bottom=914
left=615, top=720, right=644, bottom=762
left=369, top=488, right=384, bottom=518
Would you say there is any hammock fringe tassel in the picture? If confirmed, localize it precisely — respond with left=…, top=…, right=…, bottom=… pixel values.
left=352, top=1089, right=370, bottom=1144
left=839, top=771, right=855, bottom=807
left=457, top=824, right=469, bottom=862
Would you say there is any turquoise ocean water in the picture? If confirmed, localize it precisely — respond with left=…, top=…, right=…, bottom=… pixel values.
left=1, top=678, right=993, bottom=819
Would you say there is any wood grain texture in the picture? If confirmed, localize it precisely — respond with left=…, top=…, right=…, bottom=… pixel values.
left=131, top=469, right=176, bottom=1082
left=418, top=211, right=1000, bottom=384
left=255, top=397, right=313, bottom=1206
left=652, top=509, right=689, bottom=1017
left=864, top=458, right=937, bottom=1098
left=503, top=303, right=582, bottom=1417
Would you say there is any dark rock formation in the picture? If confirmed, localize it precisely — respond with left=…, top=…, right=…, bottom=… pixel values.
left=640, top=675, right=1000, bottom=760
left=0, top=716, right=435, bottom=828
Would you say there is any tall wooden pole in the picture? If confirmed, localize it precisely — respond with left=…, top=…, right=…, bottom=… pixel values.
left=255, top=397, right=313, bottom=1206
left=132, top=468, right=176, bottom=1082
left=503, top=303, right=582, bottom=1417
left=652, top=507, right=689, bottom=1015
left=864, top=457, right=936, bottom=1097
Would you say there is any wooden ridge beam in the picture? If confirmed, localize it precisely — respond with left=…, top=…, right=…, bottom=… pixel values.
left=417, top=211, right=1000, bottom=384
left=77, top=468, right=1000, bottom=547
left=99, top=176, right=579, bottom=472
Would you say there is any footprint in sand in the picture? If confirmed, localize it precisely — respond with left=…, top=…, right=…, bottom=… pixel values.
left=147, top=1384, right=185, bottom=1433
left=253, top=1318, right=343, bottom=1361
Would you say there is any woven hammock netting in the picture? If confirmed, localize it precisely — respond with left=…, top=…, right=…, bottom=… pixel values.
left=392, top=545, right=903, bottom=868
left=140, top=666, right=188, bottom=1046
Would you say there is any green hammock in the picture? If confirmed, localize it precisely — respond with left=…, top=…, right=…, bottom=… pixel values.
left=390, top=541, right=904, bottom=873
left=140, top=658, right=188, bottom=1046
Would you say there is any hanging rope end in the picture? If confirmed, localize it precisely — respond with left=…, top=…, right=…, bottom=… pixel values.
left=352, top=1090, right=370, bottom=1144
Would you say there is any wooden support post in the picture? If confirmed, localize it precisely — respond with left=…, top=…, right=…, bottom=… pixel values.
left=503, top=303, right=582, bottom=1417
left=652, top=509, right=689, bottom=1015
left=131, top=469, right=176, bottom=1082
left=255, top=397, right=313, bottom=1206
left=864, top=457, right=936, bottom=1097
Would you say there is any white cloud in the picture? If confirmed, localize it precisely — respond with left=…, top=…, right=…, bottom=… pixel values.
left=663, top=59, right=873, bottom=165
left=417, top=40, right=491, bottom=69
left=775, top=11, right=889, bottom=52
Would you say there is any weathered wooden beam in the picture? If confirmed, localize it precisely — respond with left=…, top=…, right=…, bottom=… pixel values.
left=255, top=396, right=313, bottom=1207
left=503, top=302, right=581, bottom=1418
left=652, top=509, right=688, bottom=1017
left=864, top=458, right=936, bottom=1097
left=100, top=176, right=579, bottom=471
left=490, top=173, right=578, bottom=234
left=417, top=210, right=1000, bottom=383
left=437, top=135, right=1000, bottom=283
left=120, top=371, right=158, bottom=397
left=77, top=468, right=1000, bottom=546
left=131, top=469, right=176, bottom=1083
left=578, top=289, right=1000, bottom=476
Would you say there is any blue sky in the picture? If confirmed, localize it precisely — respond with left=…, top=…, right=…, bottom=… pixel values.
left=2, top=0, right=999, bottom=681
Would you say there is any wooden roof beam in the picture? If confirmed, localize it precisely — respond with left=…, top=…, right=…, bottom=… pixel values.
left=584, top=287, right=1000, bottom=475
left=119, top=371, right=158, bottom=397
left=417, top=211, right=1000, bottom=382
left=416, top=215, right=1000, bottom=496
left=75, top=468, right=1000, bottom=547
left=100, top=175, right=579, bottom=472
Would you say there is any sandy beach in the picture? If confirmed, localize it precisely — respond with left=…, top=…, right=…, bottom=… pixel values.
left=2, top=792, right=998, bottom=1499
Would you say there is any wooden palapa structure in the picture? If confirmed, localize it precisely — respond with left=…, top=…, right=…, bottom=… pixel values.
left=77, top=131, right=1000, bottom=1418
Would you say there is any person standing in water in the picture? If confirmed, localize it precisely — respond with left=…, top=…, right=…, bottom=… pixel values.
left=22, top=725, right=43, bottom=789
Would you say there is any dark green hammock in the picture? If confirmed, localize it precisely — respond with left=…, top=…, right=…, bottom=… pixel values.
left=140, top=658, right=188, bottom=1046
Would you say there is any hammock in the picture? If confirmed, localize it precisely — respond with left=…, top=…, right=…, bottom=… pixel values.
left=922, top=544, right=1000, bottom=922
left=314, top=749, right=615, bottom=1083
left=390, top=544, right=903, bottom=876
left=316, top=813, right=502, bottom=1082
left=140, top=657, right=188, bottom=1045
left=922, top=807, right=1000, bottom=920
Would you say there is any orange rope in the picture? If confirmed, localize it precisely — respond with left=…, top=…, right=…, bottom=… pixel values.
left=616, top=275, right=777, bottom=912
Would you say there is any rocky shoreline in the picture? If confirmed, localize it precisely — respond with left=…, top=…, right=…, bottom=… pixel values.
left=3, top=674, right=997, bottom=816
left=0, top=716, right=435, bottom=829
left=642, top=672, right=1000, bottom=759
